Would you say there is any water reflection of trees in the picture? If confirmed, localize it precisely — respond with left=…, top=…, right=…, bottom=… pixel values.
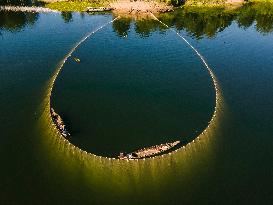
left=0, top=11, right=38, bottom=32
left=112, top=17, right=166, bottom=37
left=61, top=12, right=73, bottom=23
left=112, top=3, right=273, bottom=39
left=0, top=11, right=75, bottom=32
left=112, top=17, right=131, bottom=37
left=1, top=2, right=273, bottom=36
left=135, top=19, right=166, bottom=37
left=159, top=8, right=235, bottom=39
left=237, top=2, right=273, bottom=33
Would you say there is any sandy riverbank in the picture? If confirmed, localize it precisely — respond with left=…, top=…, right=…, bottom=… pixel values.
left=110, top=0, right=173, bottom=14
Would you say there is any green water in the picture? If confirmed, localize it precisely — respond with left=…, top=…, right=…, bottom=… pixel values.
left=1, top=3, right=273, bottom=204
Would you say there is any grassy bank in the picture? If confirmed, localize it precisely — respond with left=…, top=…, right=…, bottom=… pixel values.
left=44, top=0, right=108, bottom=12
left=183, top=0, right=273, bottom=7
left=44, top=0, right=229, bottom=12
left=43, top=0, right=273, bottom=12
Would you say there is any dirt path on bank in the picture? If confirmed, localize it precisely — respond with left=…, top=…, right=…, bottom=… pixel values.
left=226, top=0, right=244, bottom=3
left=110, top=0, right=173, bottom=14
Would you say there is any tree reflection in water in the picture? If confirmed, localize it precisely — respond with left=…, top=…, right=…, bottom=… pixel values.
left=237, top=2, right=273, bottom=33
left=0, top=11, right=38, bottom=32
left=1, top=2, right=273, bottom=37
left=61, top=12, right=73, bottom=23
left=112, top=17, right=131, bottom=37
left=112, top=3, right=273, bottom=38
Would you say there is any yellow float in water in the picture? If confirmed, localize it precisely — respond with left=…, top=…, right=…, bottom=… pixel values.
left=73, top=57, right=81, bottom=63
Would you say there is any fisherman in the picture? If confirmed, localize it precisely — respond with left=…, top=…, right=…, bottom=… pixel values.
left=119, top=152, right=125, bottom=159
left=127, top=153, right=133, bottom=159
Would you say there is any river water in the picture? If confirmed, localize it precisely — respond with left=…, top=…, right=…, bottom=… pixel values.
left=0, top=3, right=273, bottom=204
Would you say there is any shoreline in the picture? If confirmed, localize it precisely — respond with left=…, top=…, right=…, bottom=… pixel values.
left=109, top=0, right=174, bottom=14
left=1, top=0, right=272, bottom=15
left=42, top=0, right=247, bottom=13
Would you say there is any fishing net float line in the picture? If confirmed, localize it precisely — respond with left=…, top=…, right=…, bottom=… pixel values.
left=47, top=13, right=222, bottom=161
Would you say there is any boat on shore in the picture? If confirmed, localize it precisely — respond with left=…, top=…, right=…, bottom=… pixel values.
left=86, top=7, right=113, bottom=12
left=50, top=108, right=70, bottom=138
left=119, top=140, right=180, bottom=159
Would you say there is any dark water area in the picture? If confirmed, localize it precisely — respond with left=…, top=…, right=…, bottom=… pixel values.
left=1, top=3, right=273, bottom=205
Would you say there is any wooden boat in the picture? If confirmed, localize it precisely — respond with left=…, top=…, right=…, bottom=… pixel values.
left=86, top=7, right=113, bottom=12
left=119, top=140, right=180, bottom=159
left=50, top=108, right=70, bottom=138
